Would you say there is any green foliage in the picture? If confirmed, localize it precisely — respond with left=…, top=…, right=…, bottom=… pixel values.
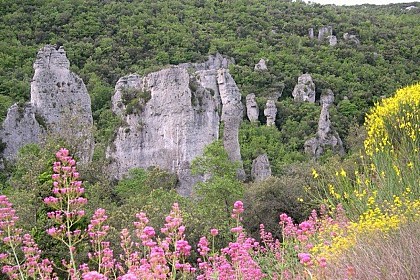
left=120, top=87, right=151, bottom=115
left=191, top=141, right=244, bottom=243
left=0, top=94, right=13, bottom=123
left=109, top=166, right=181, bottom=239
left=276, top=99, right=320, bottom=152
left=242, top=164, right=314, bottom=240
left=114, top=168, right=149, bottom=201
left=115, top=167, right=178, bottom=202
left=239, top=122, right=306, bottom=176
left=110, top=177, right=187, bottom=248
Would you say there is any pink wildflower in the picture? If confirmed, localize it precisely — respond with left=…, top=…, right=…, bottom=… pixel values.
left=298, top=253, right=312, bottom=265
left=82, top=271, right=107, bottom=280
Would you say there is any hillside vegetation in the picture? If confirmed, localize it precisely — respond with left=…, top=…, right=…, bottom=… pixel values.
left=1, top=0, right=419, bottom=144
left=0, top=0, right=419, bottom=279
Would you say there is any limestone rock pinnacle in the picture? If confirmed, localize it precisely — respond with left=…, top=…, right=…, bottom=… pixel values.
left=246, top=93, right=259, bottom=122
left=292, top=74, right=316, bottom=103
left=1, top=45, right=94, bottom=163
left=254, top=59, right=268, bottom=71
left=304, top=89, right=345, bottom=158
left=264, top=99, right=277, bottom=126
left=251, top=154, right=272, bottom=182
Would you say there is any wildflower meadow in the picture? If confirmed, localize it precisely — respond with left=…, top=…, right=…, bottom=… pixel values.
left=1, top=85, right=419, bottom=279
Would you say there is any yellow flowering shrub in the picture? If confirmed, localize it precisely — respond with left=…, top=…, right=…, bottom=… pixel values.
left=364, top=83, right=420, bottom=157
left=311, top=191, right=420, bottom=261
left=305, top=84, right=420, bottom=278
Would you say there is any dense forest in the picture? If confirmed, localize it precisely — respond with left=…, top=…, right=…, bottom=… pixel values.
left=0, top=0, right=419, bottom=279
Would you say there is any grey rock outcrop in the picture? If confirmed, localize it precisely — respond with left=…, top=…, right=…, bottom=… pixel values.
left=264, top=99, right=277, bottom=126
left=107, top=67, right=219, bottom=197
left=254, top=59, right=267, bottom=71
left=179, top=52, right=233, bottom=71
left=0, top=104, right=44, bottom=160
left=308, top=28, right=314, bottom=39
left=107, top=55, right=245, bottom=195
left=304, top=89, right=345, bottom=158
left=246, top=94, right=259, bottom=122
left=0, top=45, right=94, bottom=163
left=343, top=33, right=360, bottom=45
left=217, top=68, right=245, bottom=179
left=318, top=26, right=333, bottom=41
left=292, top=74, right=316, bottom=103
left=329, top=35, right=337, bottom=46
left=251, top=154, right=271, bottom=182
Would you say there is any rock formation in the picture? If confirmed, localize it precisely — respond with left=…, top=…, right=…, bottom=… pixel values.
left=308, top=28, right=314, bottom=39
left=304, top=89, right=345, bottom=158
left=329, top=35, right=337, bottom=46
left=107, top=54, right=245, bottom=195
left=405, top=5, right=418, bottom=10
left=218, top=68, right=246, bottom=180
left=251, top=154, right=271, bottom=182
left=254, top=59, right=267, bottom=71
left=292, top=74, right=316, bottom=103
left=0, top=104, right=44, bottom=161
left=318, top=26, right=337, bottom=46
left=0, top=45, right=94, bottom=163
left=318, top=26, right=333, bottom=41
left=246, top=93, right=259, bottom=122
left=264, top=99, right=277, bottom=126
left=343, top=33, right=360, bottom=45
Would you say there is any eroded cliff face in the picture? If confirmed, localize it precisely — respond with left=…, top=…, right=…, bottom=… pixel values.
left=0, top=45, right=94, bottom=163
left=0, top=104, right=43, bottom=160
left=107, top=55, right=245, bottom=195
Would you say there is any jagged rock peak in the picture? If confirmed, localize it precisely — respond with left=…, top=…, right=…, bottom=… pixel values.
left=264, top=99, right=277, bottom=126
left=33, top=45, right=70, bottom=70
left=31, top=45, right=94, bottom=162
left=246, top=93, right=259, bottom=123
left=1, top=45, right=94, bottom=163
left=107, top=62, right=247, bottom=194
left=254, top=59, right=268, bottom=71
left=251, top=154, right=272, bottom=182
left=320, top=88, right=334, bottom=107
left=107, top=66, right=221, bottom=196
left=292, top=74, right=316, bottom=103
left=304, top=89, right=344, bottom=158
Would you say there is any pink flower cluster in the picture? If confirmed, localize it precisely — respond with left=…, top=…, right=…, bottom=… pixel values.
left=1, top=148, right=356, bottom=280
left=196, top=201, right=265, bottom=280
left=254, top=204, right=350, bottom=278
left=117, top=203, right=195, bottom=279
left=0, top=195, right=57, bottom=279
left=44, top=148, right=86, bottom=239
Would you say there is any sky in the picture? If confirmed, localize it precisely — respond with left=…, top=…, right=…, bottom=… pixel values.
left=305, top=0, right=419, bottom=5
